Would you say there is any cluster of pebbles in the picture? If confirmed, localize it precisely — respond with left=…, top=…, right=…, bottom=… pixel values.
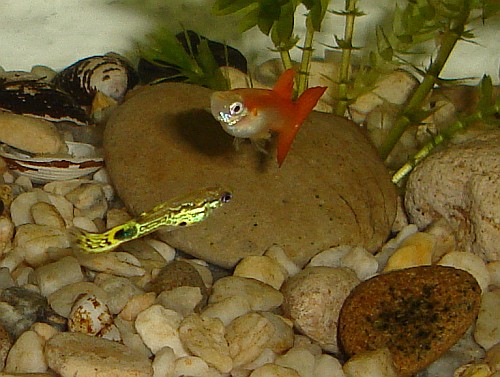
left=0, top=54, right=498, bottom=377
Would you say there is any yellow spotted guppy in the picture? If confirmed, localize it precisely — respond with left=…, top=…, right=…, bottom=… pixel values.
left=71, top=186, right=232, bottom=253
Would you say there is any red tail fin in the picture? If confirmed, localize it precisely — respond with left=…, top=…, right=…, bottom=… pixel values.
left=272, top=69, right=296, bottom=100
left=276, top=85, right=327, bottom=167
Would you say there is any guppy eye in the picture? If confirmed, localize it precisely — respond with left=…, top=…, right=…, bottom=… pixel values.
left=230, top=102, right=244, bottom=116
left=220, top=192, right=232, bottom=203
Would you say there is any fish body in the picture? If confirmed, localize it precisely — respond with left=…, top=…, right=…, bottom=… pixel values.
left=210, top=69, right=327, bottom=166
left=71, top=186, right=232, bottom=253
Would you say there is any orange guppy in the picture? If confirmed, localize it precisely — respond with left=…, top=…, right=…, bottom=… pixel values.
left=210, top=69, right=327, bottom=167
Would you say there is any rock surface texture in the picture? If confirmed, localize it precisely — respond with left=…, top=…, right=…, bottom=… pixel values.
left=104, top=82, right=396, bottom=268
left=405, top=131, right=500, bottom=261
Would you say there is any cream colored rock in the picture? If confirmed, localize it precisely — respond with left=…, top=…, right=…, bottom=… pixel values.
left=13, top=223, right=70, bottom=266
left=182, top=259, right=214, bottom=289
left=0, top=112, right=66, bottom=154
left=209, top=276, right=283, bottom=311
left=201, top=295, right=252, bottom=327
left=486, top=342, right=500, bottom=371
left=474, top=290, right=500, bottom=350
left=152, top=346, right=176, bottom=377
left=281, top=267, right=360, bottom=353
left=249, top=363, right=301, bottom=377
left=72, top=215, right=99, bottom=232
left=75, top=252, right=145, bottom=277
left=343, top=348, right=398, bottom=377
left=15, top=175, right=33, bottom=191
left=156, top=286, right=203, bottom=317
left=43, top=179, right=87, bottom=196
left=68, top=294, right=117, bottom=339
left=104, top=82, right=396, bottom=268
left=405, top=132, right=500, bottom=261
left=487, top=261, right=500, bottom=288
left=275, top=347, right=315, bottom=377
left=454, top=363, right=492, bottom=377
left=114, top=317, right=152, bottom=359
left=4, top=330, right=47, bottom=373
left=135, top=304, right=188, bottom=356
left=119, top=292, right=156, bottom=321
left=384, top=232, right=435, bottom=272
left=375, top=224, right=419, bottom=269
left=10, top=190, right=48, bottom=226
left=264, top=245, right=301, bottom=278
left=93, top=274, right=144, bottom=314
left=106, top=207, right=132, bottom=228
left=31, top=322, right=59, bottom=342
left=48, top=281, right=109, bottom=317
left=30, top=201, right=66, bottom=229
left=179, top=313, right=232, bottom=373
left=314, top=354, right=345, bottom=377
left=145, top=238, right=176, bottom=263
left=234, top=255, right=286, bottom=289
left=45, top=332, right=152, bottom=377
left=173, top=356, right=210, bottom=377
left=438, top=251, right=490, bottom=293
left=65, top=183, right=105, bottom=209
left=32, top=256, right=83, bottom=297
left=0, top=216, right=14, bottom=255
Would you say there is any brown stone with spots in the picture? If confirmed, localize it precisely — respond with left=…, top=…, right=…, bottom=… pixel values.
left=338, top=265, right=481, bottom=377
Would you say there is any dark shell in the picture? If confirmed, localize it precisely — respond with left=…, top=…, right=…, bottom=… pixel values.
left=0, top=79, right=89, bottom=126
left=52, top=54, right=138, bottom=106
left=138, top=30, right=248, bottom=84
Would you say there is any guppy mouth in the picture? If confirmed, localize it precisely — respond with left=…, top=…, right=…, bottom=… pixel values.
left=217, top=112, right=239, bottom=126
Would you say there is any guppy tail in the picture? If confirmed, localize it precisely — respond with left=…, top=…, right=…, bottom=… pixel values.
left=69, top=221, right=139, bottom=254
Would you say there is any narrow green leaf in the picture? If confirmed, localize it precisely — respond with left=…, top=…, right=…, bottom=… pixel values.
left=212, top=0, right=257, bottom=15
left=376, top=26, right=393, bottom=61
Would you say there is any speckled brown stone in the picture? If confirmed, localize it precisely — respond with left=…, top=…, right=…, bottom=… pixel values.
left=338, top=265, right=481, bottom=377
left=104, top=82, right=396, bottom=268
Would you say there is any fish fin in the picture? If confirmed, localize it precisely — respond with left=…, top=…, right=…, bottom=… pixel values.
left=276, top=85, right=327, bottom=167
left=272, top=69, right=296, bottom=100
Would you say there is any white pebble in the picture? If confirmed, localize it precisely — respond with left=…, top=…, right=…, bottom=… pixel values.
left=234, top=255, right=286, bottom=289
left=474, top=289, right=500, bottom=350
left=10, top=190, right=44, bottom=226
left=308, top=245, right=351, bottom=268
left=93, top=274, right=144, bottom=314
left=0, top=216, right=15, bottom=253
left=0, top=247, right=24, bottom=272
left=47, top=193, right=74, bottom=227
left=275, top=347, right=315, bottom=377
left=173, top=356, right=210, bottom=377
left=48, top=281, right=109, bottom=317
left=202, top=295, right=252, bottom=327
left=33, top=256, right=83, bottom=297
left=264, top=245, right=301, bottom=277
left=135, top=304, right=188, bottom=356
left=314, top=354, right=345, bottom=377
left=152, top=346, right=176, bottom=377
left=249, top=363, right=301, bottom=377
left=487, top=261, right=500, bottom=288
left=76, top=252, right=145, bottom=278
left=14, top=175, right=33, bottom=191
left=438, top=251, right=490, bottom=293
left=92, top=168, right=111, bottom=184
left=119, top=292, right=157, bottom=321
left=72, top=216, right=99, bottom=232
left=340, top=246, right=378, bottom=280
left=44, top=179, right=86, bottom=196
left=30, top=201, right=65, bottom=229
left=156, top=286, right=203, bottom=317
left=145, top=239, right=176, bottom=263
left=343, top=348, right=398, bottom=377
left=65, top=183, right=104, bottom=209
left=4, top=330, right=47, bottom=373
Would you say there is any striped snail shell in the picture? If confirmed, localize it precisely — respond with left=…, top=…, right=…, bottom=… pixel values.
left=52, top=54, right=138, bottom=106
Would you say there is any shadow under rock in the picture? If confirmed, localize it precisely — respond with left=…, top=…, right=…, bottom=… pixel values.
left=172, top=109, right=234, bottom=157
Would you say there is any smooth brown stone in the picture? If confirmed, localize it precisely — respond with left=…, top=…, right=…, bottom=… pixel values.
left=338, top=265, right=482, bottom=377
left=104, top=82, right=396, bottom=268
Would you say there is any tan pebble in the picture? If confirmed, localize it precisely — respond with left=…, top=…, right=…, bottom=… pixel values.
left=0, top=216, right=15, bottom=254
left=0, top=112, right=66, bottom=154
left=173, top=356, right=209, bottom=377
left=339, top=266, right=481, bottom=377
left=135, top=304, right=187, bottom=356
left=241, top=348, right=277, bottom=372
left=275, top=347, right=315, bottom=377
left=72, top=216, right=98, bottom=232
left=340, top=246, right=378, bottom=280
left=314, top=354, right=344, bottom=377
left=46, top=193, right=74, bottom=227
left=343, top=348, right=398, bottom=377
left=119, top=292, right=156, bottom=321
left=156, top=286, right=203, bottom=317
left=264, top=244, right=301, bottom=278
left=438, top=251, right=490, bottom=292
left=93, top=273, right=144, bottom=314
left=201, top=295, right=252, bottom=326
left=10, top=190, right=46, bottom=226
left=384, top=232, right=435, bottom=272
left=33, top=256, right=83, bottom=297
left=75, top=252, right=145, bottom=278
left=114, top=317, right=151, bottom=359
left=181, top=258, right=214, bottom=289
left=106, top=207, right=132, bottom=228
left=234, top=255, right=286, bottom=289
left=45, top=332, right=152, bottom=376
left=15, top=175, right=33, bottom=191
left=144, top=238, right=176, bottom=263
left=48, top=281, right=109, bottom=317
left=31, top=322, right=59, bottom=341
left=281, top=266, right=359, bottom=353
left=30, top=201, right=66, bottom=229
left=43, top=179, right=86, bottom=196
left=4, top=330, right=47, bottom=373
left=487, top=261, right=500, bottom=288
left=179, top=313, right=232, bottom=373
left=249, top=363, right=301, bottom=377
left=0, top=323, right=12, bottom=370
left=474, top=289, right=500, bottom=350
left=152, top=346, right=175, bottom=377
left=486, top=342, right=500, bottom=371
left=454, top=363, right=492, bottom=377
left=426, top=218, right=457, bottom=261
left=65, top=183, right=105, bottom=209
left=209, top=276, right=283, bottom=312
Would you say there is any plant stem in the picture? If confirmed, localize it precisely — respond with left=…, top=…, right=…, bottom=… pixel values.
left=391, top=100, right=500, bottom=184
left=379, top=7, right=471, bottom=161
left=297, top=15, right=316, bottom=96
left=280, top=50, right=293, bottom=70
left=335, top=0, right=357, bottom=116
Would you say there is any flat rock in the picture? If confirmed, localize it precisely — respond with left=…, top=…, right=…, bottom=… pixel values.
left=338, top=265, right=481, bottom=377
left=104, top=82, right=396, bottom=268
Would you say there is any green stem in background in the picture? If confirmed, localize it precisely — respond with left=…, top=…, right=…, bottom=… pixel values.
left=280, top=50, right=294, bottom=70
left=297, top=15, right=316, bottom=96
left=379, top=5, right=471, bottom=161
left=392, top=100, right=500, bottom=184
left=335, top=0, right=357, bottom=116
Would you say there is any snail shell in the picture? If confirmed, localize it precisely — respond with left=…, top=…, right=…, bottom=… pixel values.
left=52, top=54, right=138, bottom=106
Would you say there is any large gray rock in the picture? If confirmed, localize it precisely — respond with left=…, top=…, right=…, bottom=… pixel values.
left=405, top=131, right=500, bottom=261
left=104, top=82, right=396, bottom=268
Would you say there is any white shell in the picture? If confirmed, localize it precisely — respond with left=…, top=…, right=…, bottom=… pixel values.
left=0, top=141, right=103, bottom=183
left=68, top=293, right=120, bottom=341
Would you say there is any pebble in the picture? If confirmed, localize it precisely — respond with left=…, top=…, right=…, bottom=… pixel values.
left=233, top=255, right=286, bottom=289
left=47, top=281, right=109, bottom=317
left=339, top=266, right=482, bottom=377
left=275, top=347, right=316, bottom=377
left=152, top=346, right=176, bottom=377
left=281, top=266, right=360, bottom=353
left=135, top=304, right=188, bottom=356
left=0, top=323, right=12, bottom=370
left=30, top=201, right=66, bottom=229
left=119, top=291, right=156, bottom=321
left=249, top=363, right=301, bottom=377
left=93, top=273, right=144, bottom=314
left=209, top=276, right=283, bottom=312
left=439, top=251, right=490, bottom=293
left=474, top=289, right=500, bottom=350
left=4, top=330, right=47, bottom=373
left=343, top=348, right=398, bottom=377
left=201, top=295, right=252, bottom=326
left=0, top=216, right=14, bottom=255
left=173, top=355, right=210, bottom=377
left=156, top=286, right=203, bottom=317
left=384, top=231, right=435, bottom=271
left=32, top=256, right=83, bottom=297
left=75, top=251, right=145, bottom=277
left=179, top=313, right=232, bottom=373
left=45, top=332, right=152, bottom=377
left=264, top=245, right=301, bottom=278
